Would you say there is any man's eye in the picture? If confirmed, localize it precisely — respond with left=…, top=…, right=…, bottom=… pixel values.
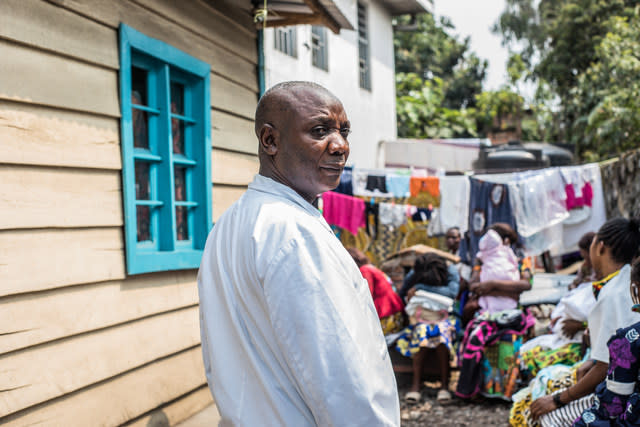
left=340, top=128, right=351, bottom=138
left=311, top=126, right=329, bottom=137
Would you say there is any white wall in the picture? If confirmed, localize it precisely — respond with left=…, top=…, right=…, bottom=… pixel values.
left=263, top=0, right=397, bottom=169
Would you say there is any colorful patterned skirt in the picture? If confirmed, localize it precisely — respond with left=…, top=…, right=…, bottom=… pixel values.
left=510, top=365, right=577, bottom=427
left=520, top=342, right=583, bottom=378
left=395, top=318, right=456, bottom=357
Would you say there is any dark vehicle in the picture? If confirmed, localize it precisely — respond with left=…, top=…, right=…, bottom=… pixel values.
left=473, top=140, right=573, bottom=172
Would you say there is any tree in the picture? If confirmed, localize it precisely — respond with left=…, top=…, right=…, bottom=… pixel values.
left=571, top=14, right=640, bottom=160
left=396, top=73, right=477, bottom=139
left=493, top=0, right=637, bottom=149
left=394, top=14, right=487, bottom=109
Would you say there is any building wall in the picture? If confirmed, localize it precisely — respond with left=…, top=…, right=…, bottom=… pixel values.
left=0, top=0, right=258, bottom=424
left=263, top=0, right=397, bottom=169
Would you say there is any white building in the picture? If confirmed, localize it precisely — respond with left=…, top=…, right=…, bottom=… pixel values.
left=263, top=0, right=430, bottom=168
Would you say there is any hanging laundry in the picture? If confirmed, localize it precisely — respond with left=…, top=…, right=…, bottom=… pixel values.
left=505, top=169, right=568, bottom=256
left=379, top=202, right=409, bottom=228
left=386, top=173, right=411, bottom=198
left=321, top=191, right=365, bottom=236
left=460, top=177, right=518, bottom=264
left=409, top=176, right=440, bottom=197
left=508, top=169, right=569, bottom=239
left=365, top=174, right=388, bottom=193
left=334, top=166, right=353, bottom=196
left=428, top=175, right=470, bottom=236
left=565, top=182, right=593, bottom=210
left=560, top=163, right=607, bottom=251
left=412, top=207, right=432, bottom=222
left=365, top=201, right=379, bottom=240
left=352, top=168, right=394, bottom=197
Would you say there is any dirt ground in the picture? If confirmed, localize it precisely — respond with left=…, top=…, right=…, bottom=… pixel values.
left=396, top=372, right=512, bottom=426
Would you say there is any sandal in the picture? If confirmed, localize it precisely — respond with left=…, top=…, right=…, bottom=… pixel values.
left=437, top=389, right=452, bottom=404
left=405, top=391, right=421, bottom=404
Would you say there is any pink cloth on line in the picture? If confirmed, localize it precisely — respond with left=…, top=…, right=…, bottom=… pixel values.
left=565, top=182, right=593, bottom=210
left=322, top=191, right=366, bottom=235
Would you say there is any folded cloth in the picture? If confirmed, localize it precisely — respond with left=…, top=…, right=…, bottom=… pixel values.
left=321, top=191, right=365, bottom=235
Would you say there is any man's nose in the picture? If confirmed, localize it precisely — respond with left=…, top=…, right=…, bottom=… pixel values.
left=327, top=132, right=349, bottom=155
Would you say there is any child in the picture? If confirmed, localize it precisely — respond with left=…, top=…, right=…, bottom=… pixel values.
left=476, top=228, right=520, bottom=314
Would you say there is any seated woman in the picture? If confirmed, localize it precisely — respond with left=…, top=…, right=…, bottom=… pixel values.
left=461, top=223, right=533, bottom=325
left=347, top=247, right=405, bottom=335
left=455, top=223, right=535, bottom=399
left=572, top=258, right=640, bottom=426
left=395, top=253, right=460, bottom=404
left=518, top=232, right=597, bottom=378
left=525, top=217, right=640, bottom=426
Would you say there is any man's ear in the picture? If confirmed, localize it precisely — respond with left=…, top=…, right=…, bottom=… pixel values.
left=597, top=240, right=606, bottom=257
left=258, top=124, right=279, bottom=156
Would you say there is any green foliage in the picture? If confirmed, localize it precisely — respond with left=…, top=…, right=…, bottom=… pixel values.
left=570, top=14, right=640, bottom=159
left=396, top=73, right=477, bottom=138
left=474, top=89, right=524, bottom=134
left=493, top=0, right=640, bottom=158
left=394, top=14, right=487, bottom=109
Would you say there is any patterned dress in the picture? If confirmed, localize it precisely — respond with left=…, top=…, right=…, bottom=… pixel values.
left=573, top=322, right=640, bottom=426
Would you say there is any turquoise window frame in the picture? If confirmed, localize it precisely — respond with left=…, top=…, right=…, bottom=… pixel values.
left=119, top=24, right=212, bottom=275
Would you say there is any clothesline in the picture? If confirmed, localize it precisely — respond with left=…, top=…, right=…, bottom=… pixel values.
left=322, top=162, right=608, bottom=261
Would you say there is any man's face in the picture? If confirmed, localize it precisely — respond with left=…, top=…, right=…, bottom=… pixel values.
left=445, top=229, right=461, bottom=252
left=274, top=88, right=350, bottom=201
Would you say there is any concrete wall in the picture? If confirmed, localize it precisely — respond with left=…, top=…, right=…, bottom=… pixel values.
left=263, top=0, right=397, bottom=169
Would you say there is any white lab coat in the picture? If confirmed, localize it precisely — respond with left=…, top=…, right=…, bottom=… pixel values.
left=198, top=174, right=400, bottom=426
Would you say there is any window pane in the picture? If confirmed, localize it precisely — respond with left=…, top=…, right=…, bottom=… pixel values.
left=132, top=107, right=149, bottom=148
left=170, top=82, right=184, bottom=115
left=135, top=161, right=151, bottom=200
left=132, top=66, right=147, bottom=105
left=174, top=165, right=187, bottom=201
left=172, top=118, right=185, bottom=154
left=137, top=205, right=152, bottom=242
left=176, top=207, right=189, bottom=241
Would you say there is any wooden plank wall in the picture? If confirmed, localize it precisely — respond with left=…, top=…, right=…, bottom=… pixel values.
left=0, top=0, right=259, bottom=424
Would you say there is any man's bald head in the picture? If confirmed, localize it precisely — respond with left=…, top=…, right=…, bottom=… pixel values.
left=254, top=81, right=341, bottom=136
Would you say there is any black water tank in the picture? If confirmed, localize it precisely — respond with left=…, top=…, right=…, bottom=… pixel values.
left=473, top=141, right=550, bottom=171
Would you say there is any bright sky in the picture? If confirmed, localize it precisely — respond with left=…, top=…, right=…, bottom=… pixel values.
left=432, top=0, right=509, bottom=91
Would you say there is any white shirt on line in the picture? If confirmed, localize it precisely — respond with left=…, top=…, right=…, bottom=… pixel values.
left=198, top=174, right=400, bottom=426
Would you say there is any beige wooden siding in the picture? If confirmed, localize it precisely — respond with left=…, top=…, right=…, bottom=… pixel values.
left=1, top=271, right=198, bottom=354
left=0, top=107, right=121, bottom=169
left=0, top=165, right=122, bottom=230
left=1, top=348, right=207, bottom=426
left=124, top=386, right=213, bottom=427
left=0, top=0, right=257, bottom=424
